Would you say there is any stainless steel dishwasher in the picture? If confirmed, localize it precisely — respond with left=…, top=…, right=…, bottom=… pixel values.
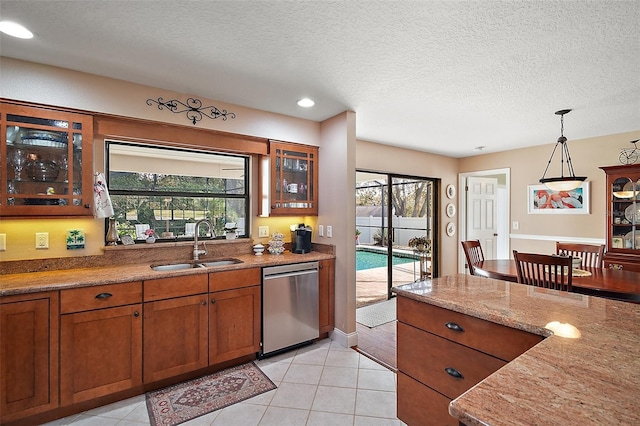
left=261, top=261, right=319, bottom=357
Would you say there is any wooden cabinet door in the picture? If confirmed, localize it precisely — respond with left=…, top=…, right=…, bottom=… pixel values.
left=144, top=294, right=209, bottom=382
left=0, top=292, right=59, bottom=423
left=60, top=304, right=142, bottom=405
left=1, top=101, right=94, bottom=217
left=209, top=286, right=260, bottom=364
left=318, top=258, right=335, bottom=334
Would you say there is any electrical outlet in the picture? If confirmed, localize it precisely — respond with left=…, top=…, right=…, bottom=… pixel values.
left=35, top=232, right=49, bottom=249
left=512, top=221, right=519, bottom=231
left=318, top=225, right=324, bottom=237
left=0, top=233, right=6, bottom=251
left=258, top=226, right=269, bottom=238
left=326, top=225, right=333, bottom=238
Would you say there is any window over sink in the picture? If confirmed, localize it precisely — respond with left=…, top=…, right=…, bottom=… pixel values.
left=106, top=141, right=249, bottom=242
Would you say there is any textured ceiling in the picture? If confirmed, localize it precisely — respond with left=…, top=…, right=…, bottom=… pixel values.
left=1, top=0, right=638, bottom=157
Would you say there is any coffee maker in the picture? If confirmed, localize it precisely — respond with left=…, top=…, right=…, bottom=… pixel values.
left=290, top=223, right=312, bottom=254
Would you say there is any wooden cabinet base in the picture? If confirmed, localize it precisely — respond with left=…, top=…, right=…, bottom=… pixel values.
left=397, top=372, right=456, bottom=426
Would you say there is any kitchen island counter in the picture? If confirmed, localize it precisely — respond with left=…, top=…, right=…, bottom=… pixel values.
left=393, top=274, right=640, bottom=426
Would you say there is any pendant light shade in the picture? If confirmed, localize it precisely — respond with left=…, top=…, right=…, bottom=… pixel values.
left=539, top=109, right=587, bottom=191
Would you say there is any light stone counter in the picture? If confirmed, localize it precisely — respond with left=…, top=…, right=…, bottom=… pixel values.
left=0, top=250, right=334, bottom=296
left=392, top=274, right=640, bottom=426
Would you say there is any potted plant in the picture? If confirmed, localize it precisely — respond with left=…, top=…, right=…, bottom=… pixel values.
left=408, top=236, right=431, bottom=253
left=144, top=228, right=156, bottom=243
left=355, top=228, right=361, bottom=244
left=224, top=223, right=237, bottom=240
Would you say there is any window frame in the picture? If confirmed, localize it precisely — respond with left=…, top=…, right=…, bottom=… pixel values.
left=105, top=140, right=250, bottom=243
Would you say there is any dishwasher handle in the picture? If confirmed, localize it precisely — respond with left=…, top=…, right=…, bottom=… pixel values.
left=263, top=269, right=318, bottom=281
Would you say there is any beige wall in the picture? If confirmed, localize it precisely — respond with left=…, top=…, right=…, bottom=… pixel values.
left=459, top=130, right=640, bottom=255
left=318, top=111, right=357, bottom=342
left=355, top=140, right=460, bottom=276
left=0, top=58, right=323, bottom=261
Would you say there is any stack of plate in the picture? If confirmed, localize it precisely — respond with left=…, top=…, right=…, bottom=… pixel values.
left=21, top=130, right=68, bottom=149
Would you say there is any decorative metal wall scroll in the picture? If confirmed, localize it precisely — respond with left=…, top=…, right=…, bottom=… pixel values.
left=146, top=97, right=236, bottom=125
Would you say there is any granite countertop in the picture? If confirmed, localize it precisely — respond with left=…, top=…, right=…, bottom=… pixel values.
left=392, top=274, right=640, bottom=426
left=1, top=250, right=334, bottom=296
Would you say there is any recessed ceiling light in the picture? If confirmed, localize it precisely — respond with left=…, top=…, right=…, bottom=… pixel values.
left=0, top=21, right=34, bottom=39
left=297, top=98, right=315, bottom=108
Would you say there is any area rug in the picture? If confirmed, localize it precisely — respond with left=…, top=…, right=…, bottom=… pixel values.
left=356, top=298, right=396, bottom=328
left=146, top=362, right=276, bottom=426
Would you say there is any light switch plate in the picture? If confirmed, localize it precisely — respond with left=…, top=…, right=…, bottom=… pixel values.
left=326, top=225, right=333, bottom=238
left=318, top=225, right=324, bottom=237
left=258, top=226, right=269, bottom=238
left=0, top=233, right=6, bottom=251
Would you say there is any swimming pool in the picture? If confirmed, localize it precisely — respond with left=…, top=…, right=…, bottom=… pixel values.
left=356, top=250, right=414, bottom=271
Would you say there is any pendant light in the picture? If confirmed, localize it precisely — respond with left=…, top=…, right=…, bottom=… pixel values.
left=539, top=109, right=586, bottom=191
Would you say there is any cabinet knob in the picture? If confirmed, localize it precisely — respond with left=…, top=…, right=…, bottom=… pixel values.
left=445, top=367, right=464, bottom=379
left=201, top=300, right=207, bottom=306
left=84, top=204, right=91, bottom=209
left=211, top=298, right=216, bottom=304
left=133, top=311, right=140, bottom=317
left=445, top=322, right=464, bottom=332
left=95, top=292, right=113, bottom=299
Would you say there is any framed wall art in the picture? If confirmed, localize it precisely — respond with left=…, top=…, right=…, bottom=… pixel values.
left=446, top=184, right=456, bottom=199
left=527, top=182, right=590, bottom=214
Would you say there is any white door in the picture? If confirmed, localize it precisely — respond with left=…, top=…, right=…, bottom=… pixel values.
left=466, top=176, right=498, bottom=260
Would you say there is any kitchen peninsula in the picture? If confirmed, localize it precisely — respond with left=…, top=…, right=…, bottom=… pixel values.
left=393, top=274, right=640, bottom=426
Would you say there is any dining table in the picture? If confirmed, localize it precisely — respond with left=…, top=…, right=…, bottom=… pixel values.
left=473, top=259, right=640, bottom=303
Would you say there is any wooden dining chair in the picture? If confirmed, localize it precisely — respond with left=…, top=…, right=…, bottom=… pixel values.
left=513, top=250, right=573, bottom=291
left=555, top=242, right=605, bottom=268
left=461, top=240, right=484, bottom=275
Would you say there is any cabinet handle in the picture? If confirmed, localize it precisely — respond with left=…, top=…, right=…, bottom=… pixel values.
left=133, top=311, right=140, bottom=317
left=211, top=298, right=216, bottom=304
left=445, top=322, right=464, bottom=332
left=95, top=292, right=113, bottom=299
left=201, top=300, right=207, bottom=306
left=445, top=367, right=464, bottom=379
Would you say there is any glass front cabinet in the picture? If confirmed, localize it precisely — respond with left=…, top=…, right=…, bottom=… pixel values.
left=1, top=102, right=93, bottom=216
left=264, top=140, right=318, bottom=216
left=600, top=164, right=640, bottom=272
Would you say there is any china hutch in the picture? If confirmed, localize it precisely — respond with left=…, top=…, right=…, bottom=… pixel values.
left=1, top=101, right=93, bottom=216
left=263, top=140, right=318, bottom=216
left=600, top=164, right=640, bottom=272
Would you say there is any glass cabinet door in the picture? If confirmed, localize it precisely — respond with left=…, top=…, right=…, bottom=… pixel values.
left=1, top=103, right=93, bottom=216
left=611, top=177, right=640, bottom=251
left=269, top=141, right=318, bottom=216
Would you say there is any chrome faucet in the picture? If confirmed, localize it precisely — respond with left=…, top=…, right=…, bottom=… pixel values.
left=193, top=219, right=214, bottom=261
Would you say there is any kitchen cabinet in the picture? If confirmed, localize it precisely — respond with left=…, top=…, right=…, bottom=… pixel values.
left=396, top=295, right=542, bottom=426
left=143, top=274, right=209, bottom=382
left=60, top=282, right=143, bottom=405
left=0, top=292, right=59, bottom=424
left=264, top=140, right=318, bottom=216
left=1, top=102, right=93, bottom=216
left=600, top=164, right=640, bottom=272
left=209, top=268, right=261, bottom=364
left=318, top=258, right=335, bottom=334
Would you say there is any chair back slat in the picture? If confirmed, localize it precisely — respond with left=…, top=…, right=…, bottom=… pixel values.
left=461, top=240, right=484, bottom=275
left=556, top=242, right=605, bottom=268
left=513, top=250, right=573, bottom=291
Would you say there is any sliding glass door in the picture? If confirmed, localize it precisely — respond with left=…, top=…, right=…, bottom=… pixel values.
left=356, top=171, right=437, bottom=308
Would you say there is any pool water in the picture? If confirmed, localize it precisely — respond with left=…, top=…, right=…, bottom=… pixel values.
left=356, top=250, right=414, bottom=271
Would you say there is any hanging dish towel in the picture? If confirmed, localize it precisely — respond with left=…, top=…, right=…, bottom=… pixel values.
left=93, top=173, right=114, bottom=218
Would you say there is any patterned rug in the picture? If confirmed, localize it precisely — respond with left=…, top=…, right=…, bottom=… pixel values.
left=146, top=362, right=276, bottom=426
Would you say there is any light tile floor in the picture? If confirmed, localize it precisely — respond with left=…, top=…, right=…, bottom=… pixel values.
left=43, top=339, right=407, bottom=426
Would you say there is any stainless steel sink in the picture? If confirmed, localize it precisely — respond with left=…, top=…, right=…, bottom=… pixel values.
left=200, top=258, right=243, bottom=268
left=151, top=263, right=205, bottom=271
